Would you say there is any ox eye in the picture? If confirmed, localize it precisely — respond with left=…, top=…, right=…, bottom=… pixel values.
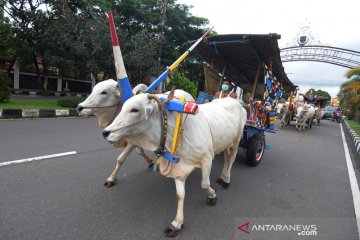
left=101, top=91, right=107, bottom=95
left=130, top=108, right=139, bottom=113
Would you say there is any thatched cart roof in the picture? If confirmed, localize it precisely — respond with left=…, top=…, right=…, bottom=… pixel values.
left=195, top=33, right=296, bottom=92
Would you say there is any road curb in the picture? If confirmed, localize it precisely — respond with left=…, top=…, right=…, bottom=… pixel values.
left=0, top=108, right=79, bottom=119
left=343, top=120, right=360, bottom=157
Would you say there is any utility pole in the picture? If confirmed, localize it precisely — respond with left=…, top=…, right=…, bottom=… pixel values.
left=157, top=0, right=169, bottom=93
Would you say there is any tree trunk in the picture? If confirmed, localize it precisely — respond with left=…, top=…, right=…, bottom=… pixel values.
left=355, top=105, right=360, bottom=123
left=33, top=55, right=42, bottom=86
left=42, top=62, right=49, bottom=92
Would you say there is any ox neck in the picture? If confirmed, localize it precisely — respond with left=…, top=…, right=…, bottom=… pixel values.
left=97, top=103, right=122, bottom=128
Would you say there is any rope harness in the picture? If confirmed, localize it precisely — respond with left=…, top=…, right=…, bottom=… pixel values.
left=154, top=108, right=168, bottom=158
left=83, top=102, right=122, bottom=125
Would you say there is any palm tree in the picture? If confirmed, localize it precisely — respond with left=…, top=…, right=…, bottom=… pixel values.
left=340, top=65, right=360, bottom=121
left=346, top=65, right=360, bottom=79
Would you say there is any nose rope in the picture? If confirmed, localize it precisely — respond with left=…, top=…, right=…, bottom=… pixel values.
left=109, top=118, right=144, bottom=132
left=82, top=103, right=120, bottom=109
left=109, top=99, right=162, bottom=133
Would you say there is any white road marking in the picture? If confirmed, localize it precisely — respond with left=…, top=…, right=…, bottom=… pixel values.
left=340, top=124, right=360, bottom=239
left=0, top=151, right=77, bottom=167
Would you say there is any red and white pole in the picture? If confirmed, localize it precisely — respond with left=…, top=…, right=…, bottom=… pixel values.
left=108, top=10, right=133, bottom=103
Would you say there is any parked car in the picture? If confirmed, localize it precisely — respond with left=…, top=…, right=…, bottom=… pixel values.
left=322, top=106, right=339, bottom=119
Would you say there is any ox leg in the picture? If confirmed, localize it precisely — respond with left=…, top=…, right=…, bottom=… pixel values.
left=201, top=160, right=217, bottom=205
left=287, top=114, right=292, bottom=125
left=135, top=147, right=154, bottom=168
left=280, top=114, right=286, bottom=128
left=163, top=179, right=185, bottom=238
left=219, top=147, right=237, bottom=189
left=104, top=143, right=136, bottom=188
left=302, top=121, right=306, bottom=131
left=217, top=156, right=230, bottom=188
left=287, top=112, right=293, bottom=125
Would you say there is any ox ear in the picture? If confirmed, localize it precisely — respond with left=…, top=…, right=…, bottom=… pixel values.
left=144, top=102, right=155, bottom=120
left=114, top=88, right=121, bottom=99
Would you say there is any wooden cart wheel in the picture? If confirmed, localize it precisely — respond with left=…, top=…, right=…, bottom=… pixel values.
left=246, top=133, right=265, bottom=167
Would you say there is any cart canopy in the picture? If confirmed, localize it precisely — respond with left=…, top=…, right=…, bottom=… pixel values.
left=195, top=33, right=296, bottom=93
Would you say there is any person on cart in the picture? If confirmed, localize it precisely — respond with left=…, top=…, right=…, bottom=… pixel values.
left=307, top=92, right=317, bottom=106
left=215, top=80, right=237, bottom=99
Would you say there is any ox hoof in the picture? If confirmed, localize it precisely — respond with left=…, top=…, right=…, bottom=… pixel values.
left=207, top=196, right=217, bottom=206
left=222, top=181, right=230, bottom=189
left=148, top=162, right=154, bottom=169
left=163, top=224, right=182, bottom=238
left=104, top=180, right=116, bottom=188
left=216, top=178, right=230, bottom=189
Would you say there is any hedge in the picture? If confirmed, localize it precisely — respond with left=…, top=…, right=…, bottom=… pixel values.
left=57, top=96, right=85, bottom=108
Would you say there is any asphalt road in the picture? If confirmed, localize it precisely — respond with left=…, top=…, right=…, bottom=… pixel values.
left=0, top=117, right=359, bottom=240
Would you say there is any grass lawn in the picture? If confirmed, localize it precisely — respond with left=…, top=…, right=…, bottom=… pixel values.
left=0, top=99, right=69, bottom=109
left=347, top=119, right=360, bottom=136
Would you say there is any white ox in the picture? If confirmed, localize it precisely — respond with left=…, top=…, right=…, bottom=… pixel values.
left=276, top=102, right=293, bottom=128
left=77, top=79, right=194, bottom=187
left=295, top=104, right=315, bottom=131
left=102, top=94, right=247, bottom=237
left=313, top=107, right=321, bottom=126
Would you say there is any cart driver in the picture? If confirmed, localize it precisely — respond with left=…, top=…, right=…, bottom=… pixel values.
left=215, top=81, right=237, bottom=99
left=307, top=92, right=317, bottom=106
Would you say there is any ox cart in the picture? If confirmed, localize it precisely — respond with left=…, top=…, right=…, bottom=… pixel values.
left=194, top=34, right=296, bottom=166
left=103, top=15, right=297, bottom=236
left=108, top=11, right=295, bottom=167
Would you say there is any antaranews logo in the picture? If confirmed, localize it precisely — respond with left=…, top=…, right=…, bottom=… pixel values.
left=238, top=222, right=251, bottom=234
left=237, top=221, right=318, bottom=238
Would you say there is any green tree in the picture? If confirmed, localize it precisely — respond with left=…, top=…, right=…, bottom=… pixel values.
left=0, top=4, right=15, bottom=74
left=305, top=88, right=331, bottom=100
left=339, top=66, right=360, bottom=121
left=123, top=29, right=160, bottom=84
left=43, top=0, right=114, bottom=80
left=345, top=65, right=360, bottom=79
left=2, top=0, right=50, bottom=89
left=0, top=71, right=10, bottom=102
left=166, top=70, right=197, bottom=98
left=2, top=0, right=209, bottom=91
left=113, top=0, right=209, bottom=76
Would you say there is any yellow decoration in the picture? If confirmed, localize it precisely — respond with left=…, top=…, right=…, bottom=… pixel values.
left=171, top=97, right=186, bottom=154
left=169, top=52, right=190, bottom=71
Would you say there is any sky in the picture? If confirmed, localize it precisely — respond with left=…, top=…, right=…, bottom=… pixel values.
left=177, top=0, right=360, bottom=97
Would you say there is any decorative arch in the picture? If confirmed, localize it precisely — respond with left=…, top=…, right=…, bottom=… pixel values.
left=281, top=46, right=360, bottom=69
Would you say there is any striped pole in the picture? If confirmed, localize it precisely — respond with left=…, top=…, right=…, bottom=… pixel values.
left=145, top=26, right=214, bottom=93
left=108, top=10, right=134, bottom=103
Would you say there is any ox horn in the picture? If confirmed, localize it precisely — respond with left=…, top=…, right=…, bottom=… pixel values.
left=147, top=94, right=162, bottom=110
left=167, top=86, right=176, bottom=99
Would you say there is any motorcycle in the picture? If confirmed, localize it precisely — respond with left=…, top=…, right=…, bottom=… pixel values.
left=331, top=109, right=342, bottom=123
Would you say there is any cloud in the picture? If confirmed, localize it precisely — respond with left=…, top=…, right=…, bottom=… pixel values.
left=178, top=0, right=360, bottom=97
left=283, top=62, right=346, bottom=96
